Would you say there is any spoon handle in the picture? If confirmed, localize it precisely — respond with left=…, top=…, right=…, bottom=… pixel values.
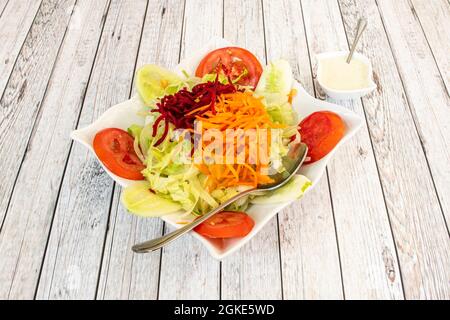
left=132, top=188, right=257, bottom=253
left=346, top=18, right=367, bottom=63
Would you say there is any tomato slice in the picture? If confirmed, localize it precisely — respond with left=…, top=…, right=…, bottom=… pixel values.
left=194, top=211, right=255, bottom=239
left=195, top=47, right=263, bottom=88
left=93, top=128, right=145, bottom=180
left=299, top=111, right=346, bottom=164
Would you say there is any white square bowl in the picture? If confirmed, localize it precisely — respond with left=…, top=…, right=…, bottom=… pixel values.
left=71, top=37, right=363, bottom=259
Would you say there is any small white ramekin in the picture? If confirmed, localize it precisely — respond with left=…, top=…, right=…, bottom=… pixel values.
left=316, top=51, right=377, bottom=100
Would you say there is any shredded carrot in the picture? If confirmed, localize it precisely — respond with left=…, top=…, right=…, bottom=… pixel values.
left=195, top=91, right=286, bottom=189
left=288, top=88, right=297, bottom=104
left=186, top=104, right=211, bottom=116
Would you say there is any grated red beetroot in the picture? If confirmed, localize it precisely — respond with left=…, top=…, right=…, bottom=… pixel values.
left=151, top=77, right=237, bottom=146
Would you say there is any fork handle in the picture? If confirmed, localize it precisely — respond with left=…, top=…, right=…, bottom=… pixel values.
left=132, top=188, right=256, bottom=253
left=346, top=18, right=367, bottom=63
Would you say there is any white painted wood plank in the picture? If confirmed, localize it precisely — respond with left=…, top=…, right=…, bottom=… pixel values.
left=220, top=0, right=282, bottom=300
left=35, top=0, right=148, bottom=300
left=96, top=194, right=163, bottom=300
left=301, top=0, right=404, bottom=299
left=0, top=0, right=9, bottom=18
left=262, top=0, right=343, bottom=299
left=97, top=0, right=185, bottom=300
left=279, top=179, right=343, bottom=299
left=0, top=0, right=75, bottom=230
left=157, top=0, right=222, bottom=300
left=339, top=0, right=450, bottom=299
left=410, top=0, right=450, bottom=92
left=377, top=0, right=450, bottom=232
left=0, top=0, right=42, bottom=97
left=0, top=0, right=110, bottom=299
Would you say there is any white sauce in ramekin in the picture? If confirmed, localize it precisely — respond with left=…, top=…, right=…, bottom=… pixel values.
left=319, top=55, right=370, bottom=91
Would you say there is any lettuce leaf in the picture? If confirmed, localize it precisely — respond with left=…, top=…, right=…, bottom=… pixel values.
left=250, top=175, right=311, bottom=204
left=255, top=59, right=293, bottom=103
left=136, top=65, right=183, bottom=105
left=121, top=181, right=181, bottom=217
left=127, top=124, right=143, bottom=138
left=201, top=72, right=229, bottom=84
left=142, top=165, right=199, bottom=213
left=255, top=59, right=297, bottom=125
left=265, top=102, right=297, bottom=126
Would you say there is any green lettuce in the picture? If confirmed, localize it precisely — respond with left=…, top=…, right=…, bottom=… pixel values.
left=121, top=181, right=181, bottom=217
left=255, top=59, right=297, bottom=125
left=250, top=175, right=311, bottom=204
left=127, top=124, right=143, bottom=138
left=265, top=102, right=297, bottom=126
left=136, top=65, right=184, bottom=105
left=255, top=59, right=293, bottom=102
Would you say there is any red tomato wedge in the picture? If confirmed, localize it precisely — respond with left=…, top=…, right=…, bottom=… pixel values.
left=194, top=211, right=255, bottom=239
left=299, top=111, right=346, bottom=164
left=195, top=47, right=263, bottom=88
left=93, top=128, right=145, bottom=180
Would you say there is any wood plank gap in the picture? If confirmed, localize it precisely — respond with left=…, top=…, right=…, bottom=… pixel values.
left=95, top=0, right=185, bottom=300
left=219, top=261, right=222, bottom=300
left=156, top=230, right=166, bottom=300
left=407, top=5, right=450, bottom=96
left=155, top=224, right=165, bottom=300
left=152, top=2, right=188, bottom=284
left=0, top=0, right=10, bottom=19
left=94, top=182, right=117, bottom=298
left=261, top=0, right=285, bottom=298
left=177, top=0, right=187, bottom=63
left=354, top=93, right=408, bottom=299
left=298, top=0, right=346, bottom=298
left=275, top=215, right=284, bottom=300
left=262, top=0, right=285, bottom=297
left=221, top=0, right=282, bottom=299
left=221, top=0, right=225, bottom=37
left=32, top=0, right=113, bottom=299
left=112, top=0, right=151, bottom=300
left=97, top=196, right=119, bottom=299
left=0, top=0, right=43, bottom=105
left=27, top=0, right=148, bottom=299
left=0, top=0, right=73, bottom=234
left=262, top=0, right=342, bottom=299
left=0, top=0, right=43, bottom=109
left=408, top=0, right=450, bottom=96
left=157, top=0, right=222, bottom=300
left=1, top=0, right=77, bottom=238
left=260, top=0, right=268, bottom=61
left=325, top=170, right=346, bottom=299
left=335, top=0, right=407, bottom=298
left=351, top=94, right=408, bottom=298
left=155, top=0, right=187, bottom=301
left=373, top=0, right=449, bottom=234
left=93, top=0, right=151, bottom=299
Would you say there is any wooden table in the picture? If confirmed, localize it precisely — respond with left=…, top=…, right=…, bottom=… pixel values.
left=0, top=0, right=448, bottom=300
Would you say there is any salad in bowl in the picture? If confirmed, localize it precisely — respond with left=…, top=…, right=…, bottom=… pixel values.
left=71, top=38, right=363, bottom=258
